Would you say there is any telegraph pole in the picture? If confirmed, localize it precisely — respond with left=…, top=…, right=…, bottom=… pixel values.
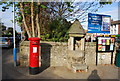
left=13, top=2, right=17, bottom=67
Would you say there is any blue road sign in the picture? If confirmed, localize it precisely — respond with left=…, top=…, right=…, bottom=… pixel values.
left=88, top=13, right=111, bottom=33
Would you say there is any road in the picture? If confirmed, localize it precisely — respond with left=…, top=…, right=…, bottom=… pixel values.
left=2, top=47, right=63, bottom=79
left=2, top=47, right=120, bottom=80
left=2, top=47, right=27, bottom=79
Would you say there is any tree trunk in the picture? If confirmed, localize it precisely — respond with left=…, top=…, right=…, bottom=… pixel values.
left=20, top=2, right=31, bottom=38
left=31, top=1, right=35, bottom=37
left=36, top=2, right=41, bottom=38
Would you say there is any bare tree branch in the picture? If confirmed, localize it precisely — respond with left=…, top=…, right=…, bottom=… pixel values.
left=20, top=2, right=31, bottom=38
left=36, top=2, right=41, bottom=38
left=31, top=1, right=35, bottom=37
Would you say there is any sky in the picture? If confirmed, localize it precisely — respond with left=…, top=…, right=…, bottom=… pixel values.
left=97, top=2, right=119, bottom=21
left=0, top=2, right=119, bottom=32
left=0, top=5, right=21, bottom=32
left=81, top=2, right=119, bottom=30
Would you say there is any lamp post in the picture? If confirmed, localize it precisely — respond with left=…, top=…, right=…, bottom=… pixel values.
left=13, top=2, right=17, bottom=67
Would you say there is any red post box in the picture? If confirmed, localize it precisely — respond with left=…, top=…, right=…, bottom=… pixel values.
left=28, top=37, right=41, bottom=75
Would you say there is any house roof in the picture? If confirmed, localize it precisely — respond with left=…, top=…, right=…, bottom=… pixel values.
left=68, top=19, right=85, bottom=35
left=111, top=20, right=120, bottom=25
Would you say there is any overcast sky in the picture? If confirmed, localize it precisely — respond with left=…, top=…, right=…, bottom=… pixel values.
left=0, top=2, right=119, bottom=32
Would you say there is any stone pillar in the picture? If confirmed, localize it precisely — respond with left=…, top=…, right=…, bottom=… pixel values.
left=81, top=38, right=85, bottom=51
left=112, top=43, right=117, bottom=64
left=68, top=37, right=74, bottom=50
left=85, top=42, right=96, bottom=65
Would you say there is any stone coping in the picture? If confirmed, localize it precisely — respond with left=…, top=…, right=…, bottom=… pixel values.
left=20, top=41, right=97, bottom=46
left=20, top=41, right=68, bottom=46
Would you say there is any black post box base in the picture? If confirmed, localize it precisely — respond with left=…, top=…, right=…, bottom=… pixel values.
left=29, top=67, right=39, bottom=75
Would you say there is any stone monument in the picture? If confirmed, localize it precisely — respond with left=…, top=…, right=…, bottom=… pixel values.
left=67, top=19, right=88, bottom=73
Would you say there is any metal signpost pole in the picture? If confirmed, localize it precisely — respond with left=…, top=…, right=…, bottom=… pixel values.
left=13, top=2, right=17, bottom=67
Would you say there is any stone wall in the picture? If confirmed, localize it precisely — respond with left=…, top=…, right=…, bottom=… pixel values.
left=19, top=41, right=117, bottom=67
left=40, top=41, right=68, bottom=67
left=97, top=52, right=112, bottom=65
left=85, top=42, right=117, bottom=65
left=19, top=41, right=29, bottom=67
left=19, top=41, right=68, bottom=67
left=85, top=42, right=96, bottom=65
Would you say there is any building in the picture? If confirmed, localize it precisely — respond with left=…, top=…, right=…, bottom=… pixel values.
left=110, top=20, right=120, bottom=35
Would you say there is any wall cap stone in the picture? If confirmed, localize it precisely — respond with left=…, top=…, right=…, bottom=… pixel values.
left=20, top=40, right=68, bottom=46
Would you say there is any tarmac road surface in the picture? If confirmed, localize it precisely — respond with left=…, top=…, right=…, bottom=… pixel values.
left=2, top=47, right=120, bottom=80
left=2, top=47, right=63, bottom=79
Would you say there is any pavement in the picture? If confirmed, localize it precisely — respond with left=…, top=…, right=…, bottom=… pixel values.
left=2, top=47, right=120, bottom=80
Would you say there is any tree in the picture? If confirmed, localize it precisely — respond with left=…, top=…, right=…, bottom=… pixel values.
left=1, top=2, right=42, bottom=38
left=46, top=1, right=113, bottom=23
left=44, top=18, right=71, bottom=42
left=40, top=1, right=109, bottom=41
left=0, top=22, right=7, bottom=36
left=0, top=1, right=113, bottom=39
left=0, top=23, right=6, bottom=31
left=3, top=27, right=18, bottom=36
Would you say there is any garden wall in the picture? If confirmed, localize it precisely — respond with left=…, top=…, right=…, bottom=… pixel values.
left=19, top=41, right=68, bottom=67
left=19, top=41, right=117, bottom=67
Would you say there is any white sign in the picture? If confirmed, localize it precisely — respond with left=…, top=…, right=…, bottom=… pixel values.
left=110, top=44, right=114, bottom=50
left=33, top=47, right=37, bottom=53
